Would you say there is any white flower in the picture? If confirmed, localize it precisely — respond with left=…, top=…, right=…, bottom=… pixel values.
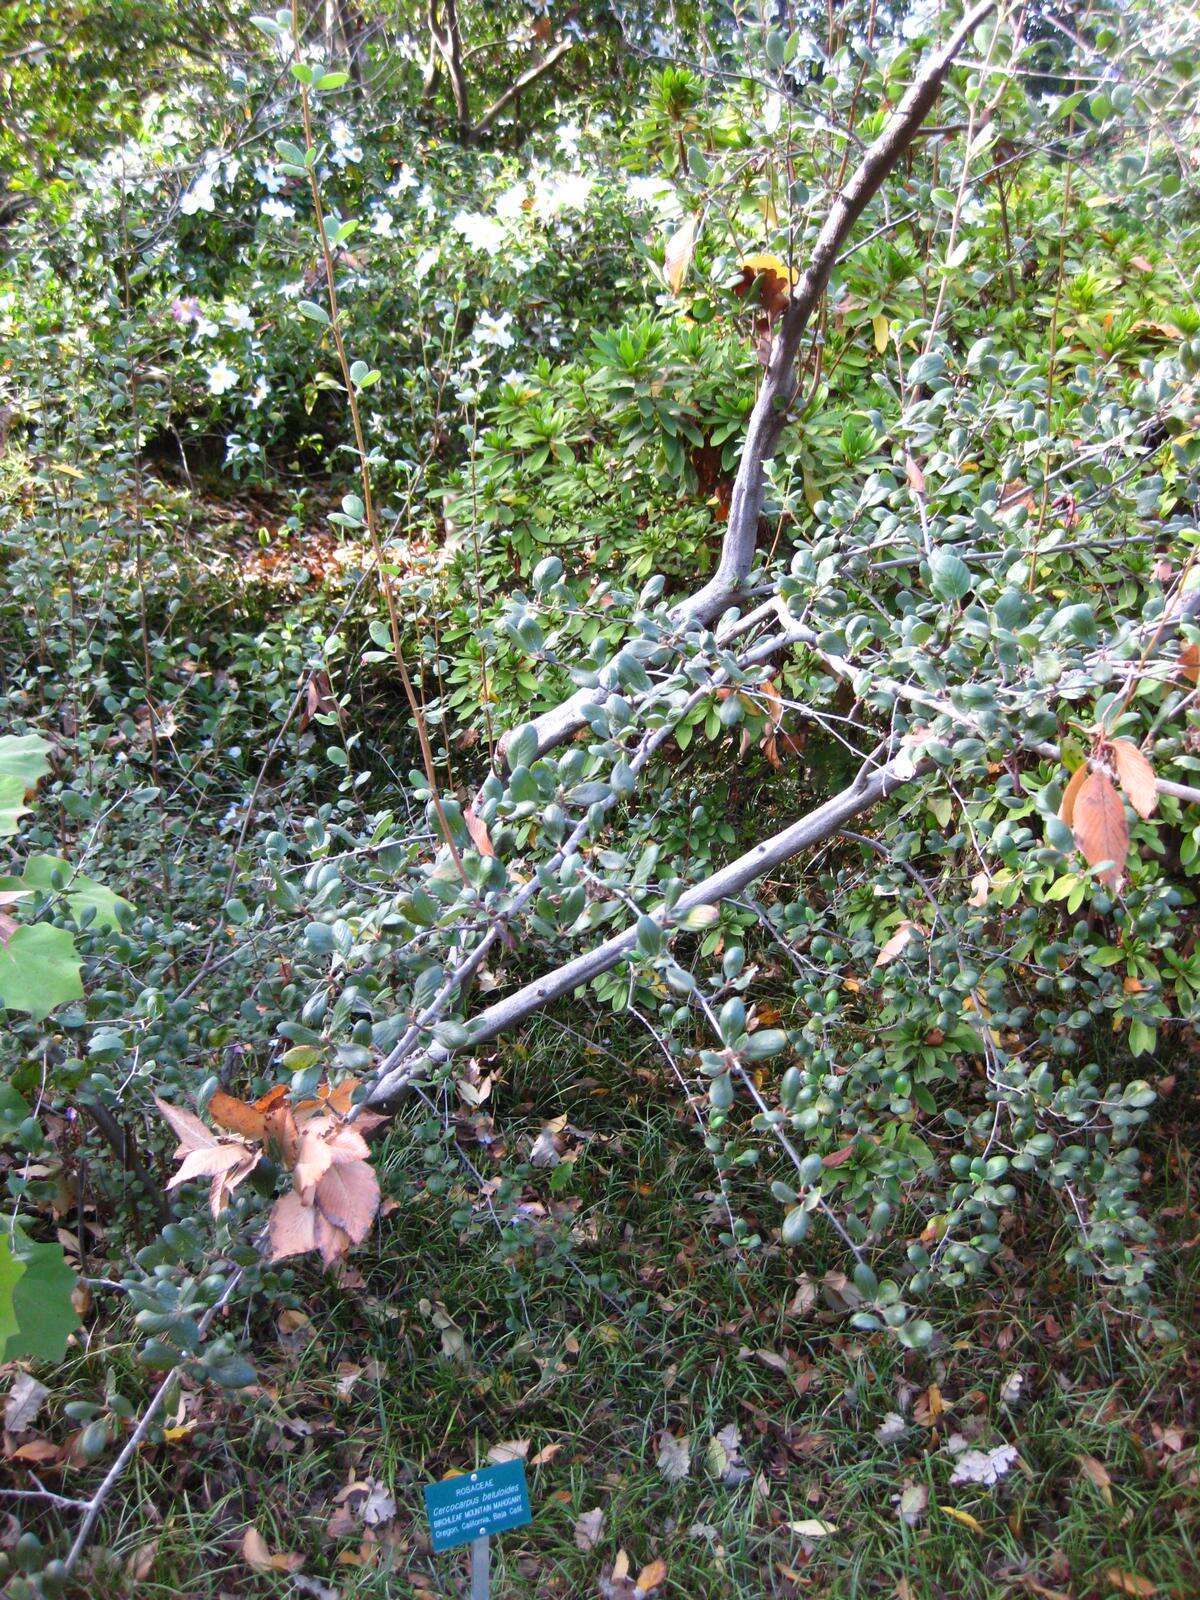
left=370, top=208, right=395, bottom=237
left=261, top=197, right=296, bottom=222
left=329, top=119, right=362, bottom=164
left=494, top=183, right=528, bottom=223
left=555, top=122, right=582, bottom=160
left=386, top=165, right=419, bottom=197
left=206, top=358, right=238, bottom=396
left=474, top=310, right=515, bottom=350
left=194, top=316, right=219, bottom=339
left=224, top=303, right=253, bottom=331
left=414, top=246, right=440, bottom=280
left=626, top=174, right=681, bottom=217
left=249, top=375, right=270, bottom=409
left=452, top=210, right=506, bottom=255
left=180, top=169, right=215, bottom=215
left=255, top=161, right=288, bottom=195
left=532, top=171, right=592, bottom=220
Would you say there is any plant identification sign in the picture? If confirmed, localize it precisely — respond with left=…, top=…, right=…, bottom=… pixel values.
left=423, top=1460, right=532, bottom=1553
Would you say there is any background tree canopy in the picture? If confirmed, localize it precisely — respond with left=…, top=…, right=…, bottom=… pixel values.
left=0, top=0, right=1199, bottom=1594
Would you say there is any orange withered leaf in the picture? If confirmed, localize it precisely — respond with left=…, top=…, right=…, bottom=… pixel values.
left=208, top=1090, right=270, bottom=1140
left=732, top=253, right=797, bottom=317
left=1058, top=762, right=1089, bottom=827
left=1109, top=738, right=1157, bottom=819
left=1072, top=770, right=1129, bottom=888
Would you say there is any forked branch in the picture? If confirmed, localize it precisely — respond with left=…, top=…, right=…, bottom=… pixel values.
left=503, top=0, right=997, bottom=761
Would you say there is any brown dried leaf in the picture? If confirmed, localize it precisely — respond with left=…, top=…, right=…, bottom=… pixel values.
left=1105, top=1571, right=1156, bottom=1597
left=905, top=453, right=926, bottom=495
left=4, top=1373, right=49, bottom=1434
left=1179, top=641, right=1200, bottom=686
left=268, top=1190, right=318, bottom=1261
left=574, top=1506, right=605, bottom=1551
left=242, top=1526, right=304, bottom=1574
left=1073, top=770, right=1129, bottom=887
left=263, top=1102, right=299, bottom=1166
left=637, top=1558, right=668, bottom=1592
left=1077, top=1453, right=1113, bottom=1506
left=125, top=1538, right=159, bottom=1582
left=1058, top=762, right=1089, bottom=828
left=154, top=1097, right=218, bottom=1155
left=1109, top=739, right=1157, bottom=819
left=210, top=1150, right=260, bottom=1216
left=464, top=804, right=495, bottom=857
left=874, top=920, right=922, bottom=968
left=733, top=253, right=796, bottom=316
left=167, top=1142, right=257, bottom=1190
left=315, top=1160, right=379, bottom=1244
left=295, top=1132, right=337, bottom=1198
left=664, top=215, right=699, bottom=296
left=315, top=1210, right=352, bottom=1266
left=209, top=1090, right=269, bottom=1141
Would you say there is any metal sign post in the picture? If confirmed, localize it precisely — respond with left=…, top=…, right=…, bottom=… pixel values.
left=422, top=1458, right=530, bottom=1594
left=470, top=1533, right=490, bottom=1600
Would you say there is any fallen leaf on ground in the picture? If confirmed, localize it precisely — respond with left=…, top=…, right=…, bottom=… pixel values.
left=895, top=1481, right=928, bottom=1527
left=488, top=1438, right=530, bottom=1464
left=242, top=1526, right=304, bottom=1573
left=1105, top=1570, right=1156, bottom=1596
left=637, top=1557, right=668, bottom=1592
left=950, top=1443, right=1018, bottom=1486
left=875, top=1411, right=907, bottom=1445
left=788, top=1518, right=837, bottom=1537
left=938, top=1504, right=983, bottom=1533
left=1077, top=1453, right=1114, bottom=1506
left=574, top=1506, right=605, bottom=1551
left=656, top=1431, right=691, bottom=1482
left=4, top=1373, right=49, bottom=1433
left=124, top=1538, right=159, bottom=1581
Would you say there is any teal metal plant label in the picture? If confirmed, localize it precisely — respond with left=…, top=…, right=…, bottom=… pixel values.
left=423, top=1460, right=532, bottom=1553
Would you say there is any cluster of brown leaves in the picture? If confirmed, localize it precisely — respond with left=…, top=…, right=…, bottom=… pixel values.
left=156, top=1079, right=384, bottom=1266
left=732, top=252, right=798, bottom=364
left=1059, top=736, right=1157, bottom=888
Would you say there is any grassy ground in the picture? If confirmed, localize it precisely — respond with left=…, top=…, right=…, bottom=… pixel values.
left=45, top=1024, right=1200, bottom=1600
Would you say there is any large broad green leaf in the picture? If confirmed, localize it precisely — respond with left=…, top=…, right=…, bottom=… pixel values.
left=0, top=1081, right=30, bottom=1136
left=0, top=775, right=31, bottom=839
left=0, top=734, right=52, bottom=792
left=0, top=856, right=132, bottom=930
left=6, top=1235, right=78, bottom=1363
left=0, top=1236, right=26, bottom=1359
left=0, top=1224, right=78, bottom=1363
left=0, top=924, right=83, bottom=1019
left=0, top=734, right=52, bottom=841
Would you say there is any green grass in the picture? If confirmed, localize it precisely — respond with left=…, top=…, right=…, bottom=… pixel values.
left=29, top=1021, right=1197, bottom=1600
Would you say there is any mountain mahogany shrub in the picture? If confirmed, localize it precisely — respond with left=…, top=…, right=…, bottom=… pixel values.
left=0, top=0, right=1198, bottom=1439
